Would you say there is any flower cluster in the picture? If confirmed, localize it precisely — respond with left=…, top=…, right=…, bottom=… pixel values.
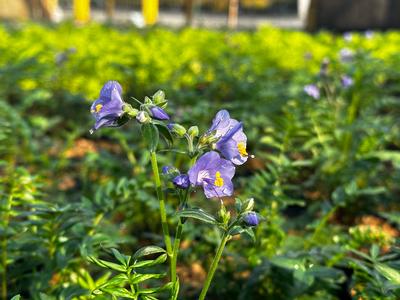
left=90, top=81, right=170, bottom=133
left=90, top=82, right=259, bottom=226
left=188, top=110, right=248, bottom=198
left=89, top=81, right=260, bottom=300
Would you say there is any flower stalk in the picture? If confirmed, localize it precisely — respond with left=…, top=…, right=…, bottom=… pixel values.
left=198, top=233, right=231, bottom=300
left=149, top=151, right=173, bottom=277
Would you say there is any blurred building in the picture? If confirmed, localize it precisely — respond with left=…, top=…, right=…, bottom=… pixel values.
left=300, top=0, right=400, bottom=30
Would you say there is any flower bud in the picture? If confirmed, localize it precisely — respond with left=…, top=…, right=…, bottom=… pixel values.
left=172, top=174, right=190, bottom=189
left=188, top=126, right=199, bottom=138
left=150, top=106, right=170, bottom=120
left=219, top=200, right=231, bottom=225
left=242, top=198, right=255, bottom=212
left=144, top=96, right=152, bottom=104
left=136, top=111, right=151, bottom=124
left=167, top=123, right=187, bottom=137
left=152, top=90, right=165, bottom=104
left=198, top=132, right=219, bottom=146
left=243, top=212, right=259, bottom=227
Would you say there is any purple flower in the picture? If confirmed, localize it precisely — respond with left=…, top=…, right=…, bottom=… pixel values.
left=339, top=48, right=354, bottom=63
left=365, top=30, right=374, bottom=39
left=209, top=110, right=248, bottom=165
left=343, top=32, right=352, bottom=42
left=244, top=212, right=259, bottom=226
left=188, top=151, right=235, bottom=199
left=162, top=166, right=174, bottom=175
left=150, top=106, right=169, bottom=120
left=341, top=75, right=354, bottom=88
left=90, top=81, right=125, bottom=132
left=304, top=84, right=320, bottom=99
left=173, top=174, right=190, bottom=189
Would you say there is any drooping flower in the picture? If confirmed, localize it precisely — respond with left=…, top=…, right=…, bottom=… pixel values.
left=304, top=84, right=320, bottom=100
left=244, top=212, right=259, bottom=226
left=341, top=75, right=354, bottom=88
left=150, top=106, right=170, bottom=120
left=90, top=81, right=125, bottom=132
left=339, top=48, right=354, bottom=63
left=208, top=110, right=248, bottom=165
left=188, top=151, right=235, bottom=199
left=173, top=174, right=190, bottom=189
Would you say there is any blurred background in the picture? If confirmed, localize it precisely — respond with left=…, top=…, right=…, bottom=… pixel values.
left=1, top=1, right=400, bottom=300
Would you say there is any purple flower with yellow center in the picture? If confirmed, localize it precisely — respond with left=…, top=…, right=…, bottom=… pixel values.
left=244, top=212, right=259, bottom=226
left=188, top=151, right=235, bottom=199
left=90, top=81, right=125, bottom=132
left=304, top=84, right=320, bottom=100
left=173, top=174, right=190, bottom=189
left=341, top=75, right=354, bottom=88
left=150, top=106, right=170, bottom=120
left=208, top=110, right=248, bottom=165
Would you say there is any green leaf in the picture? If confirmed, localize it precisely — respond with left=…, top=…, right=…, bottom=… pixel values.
left=111, top=248, right=130, bottom=267
left=131, top=253, right=168, bottom=269
left=87, top=256, right=126, bottom=272
left=131, top=273, right=166, bottom=284
left=11, top=295, right=21, bottom=300
left=96, top=287, right=135, bottom=299
left=228, top=225, right=245, bottom=236
left=141, top=123, right=159, bottom=152
left=175, top=208, right=218, bottom=225
left=154, top=122, right=173, bottom=147
left=139, top=282, right=174, bottom=295
left=370, top=244, right=380, bottom=261
left=242, top=228, right=256, bottom=242
left=375, top=263, right=400, bottom=284
left=234, top=198, right=242, bottom=213
left=95, top=274, right=129, bottom=290
left=132, top=246, right=166, bottom=261
left=171, top=278, right=180, bottom=300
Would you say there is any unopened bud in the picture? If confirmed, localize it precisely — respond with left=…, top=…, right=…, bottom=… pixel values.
left=152, top=90, right=165, bottom=104
left=136, top=111, right=151, bottom=124
left=188, top=126, right=199, bottom=138
left=167, top=123, right=186, bottom=137
left=243, top=212, right=259, bottom=227
left=243, top=198, right=255, bottom=212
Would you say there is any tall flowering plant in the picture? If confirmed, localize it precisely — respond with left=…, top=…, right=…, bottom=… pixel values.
left=88, top=81, right=260, bottom=300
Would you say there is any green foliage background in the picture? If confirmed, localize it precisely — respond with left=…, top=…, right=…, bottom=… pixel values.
left=1, top=23, right=400, bottom=299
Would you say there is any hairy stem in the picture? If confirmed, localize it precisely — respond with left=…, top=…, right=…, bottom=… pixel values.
left=198, top=233, right=230, bottom=300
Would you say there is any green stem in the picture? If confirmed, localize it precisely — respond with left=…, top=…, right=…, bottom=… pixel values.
left=198, top=233, right=230, bottom=300
left=149, top=151, right=173, bottom=276
left=170, top=220, right=183, bottom=283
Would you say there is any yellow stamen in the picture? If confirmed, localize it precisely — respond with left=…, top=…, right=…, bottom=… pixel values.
left=214, top=171, right=224, bottom=187
left=237, top=142, right=248, bottom=156
left=94, top=104, right=103, bottom=113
